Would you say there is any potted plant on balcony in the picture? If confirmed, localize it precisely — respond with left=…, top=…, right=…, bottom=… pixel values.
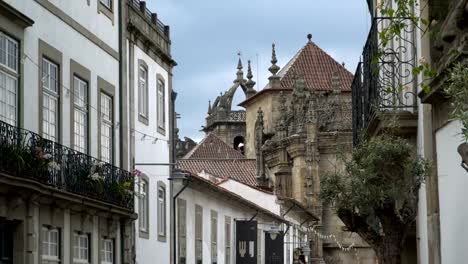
left=445, top=62, right=468, bottom=172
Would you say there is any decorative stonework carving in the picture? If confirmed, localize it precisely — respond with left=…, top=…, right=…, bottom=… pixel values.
left=204, top=58, right=257, bottom=133
left=432, top=0, right=468, bottom=72
left=255, top=108, right=268, bottom=186
left=458, top=143, right=468, bottom=172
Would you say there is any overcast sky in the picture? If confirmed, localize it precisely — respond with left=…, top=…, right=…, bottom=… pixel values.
left=148, top=0, right=371, bottom=142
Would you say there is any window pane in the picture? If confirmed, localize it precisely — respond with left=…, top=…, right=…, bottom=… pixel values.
left=0, top=70, right=17, bottom=126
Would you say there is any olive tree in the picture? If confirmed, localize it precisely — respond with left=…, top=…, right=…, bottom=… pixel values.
left=321, top=135, right=430, bottom=264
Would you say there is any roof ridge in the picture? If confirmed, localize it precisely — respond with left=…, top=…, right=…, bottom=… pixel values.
left=307, top=41, right=353, bottom=75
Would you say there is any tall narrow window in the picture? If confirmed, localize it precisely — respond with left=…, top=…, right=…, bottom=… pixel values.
left=100, top=93, right=113, bottom=163
left=195, top=205, right=203, bottom=264
left=42, top=58, right=59, bottom=141
left=0, top=32, right=18, bottom=126
left=157, top=79, right=165, bottom=130
left=73, top=76, right=88, bottom=153
left=225, top=216, right=231, bottom=264
left=177, top=199, right=187, bottom=264
left=139, top=178, right=149, bottom=234
left=101, top=238, right=113, bottom=264
left=157, top=183, right=166, bottom=239
left=100, top=0, right=112, bottom=9
left=138, top=65, right=148, bottom=121
left=211, top=210, right=218, bottom=264
left=73, top=233, right=89, bottom=264
left=42, top=226, right=60, bottom=263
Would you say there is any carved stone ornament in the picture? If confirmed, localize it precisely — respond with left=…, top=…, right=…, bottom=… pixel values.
left=255, top=108, right=267, bottom=185
left=458, top=142, right=468, bottom=173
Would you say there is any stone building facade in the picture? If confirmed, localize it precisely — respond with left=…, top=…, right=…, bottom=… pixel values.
left=205, top=36, right=376, bottom=263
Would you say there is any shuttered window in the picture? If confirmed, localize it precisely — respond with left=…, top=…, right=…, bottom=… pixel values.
left=195, top=205, right=203, bottom=264
left=177, top=199, right=187, bottom=263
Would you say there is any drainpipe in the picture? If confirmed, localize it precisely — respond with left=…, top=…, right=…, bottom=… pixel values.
left=170, top=171, right=190, bottom=264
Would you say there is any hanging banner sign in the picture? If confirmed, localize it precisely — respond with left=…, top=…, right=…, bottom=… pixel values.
left=236, top=220, right=257, bottom=264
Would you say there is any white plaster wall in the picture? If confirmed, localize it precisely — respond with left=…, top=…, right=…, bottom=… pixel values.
left=133, top=45, right=171, bottom=264
left=436, top=120, right=468, bottom=264
left=219, top=179, right=281, bottom=215
left=178, top=186, right=289, bottom=264
left=7, top=0, right=121, bottom=162
left=30, top=0, right=118, bottom=50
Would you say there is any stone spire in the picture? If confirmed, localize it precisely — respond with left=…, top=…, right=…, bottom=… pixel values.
left=245, top=60, right=257, bottom=98
left=268, top=43, right=280, bottom=75
left=207, top=100, right=212, bottom=115
left=235, top=53, right=244, bottom=82
left=268, top=43, right=281, bottom=89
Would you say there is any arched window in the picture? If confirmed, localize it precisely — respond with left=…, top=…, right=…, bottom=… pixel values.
left=233, top=136, right=245, bottom=155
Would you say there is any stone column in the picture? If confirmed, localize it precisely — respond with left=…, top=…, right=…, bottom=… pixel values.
left=286, top=139, right=307, bottom=204
left=26, top=200, right=39, bottom=264
left=92, top=215, right=99, bottom=264
left=64, top=209, right=71, bottom=264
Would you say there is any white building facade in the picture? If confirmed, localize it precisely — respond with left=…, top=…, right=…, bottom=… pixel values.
left=124, top=1, right=176, bottom=264
left=0, top=0, right=135, bottom=264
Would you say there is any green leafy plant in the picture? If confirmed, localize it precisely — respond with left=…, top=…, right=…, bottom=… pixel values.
left=445, top=62, right=468, bottom=142
left=321, top=135, right=430, bottom=264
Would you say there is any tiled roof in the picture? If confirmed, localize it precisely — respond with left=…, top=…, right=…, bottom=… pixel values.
left=188, top=174, right=286, bottom=222
left=278, top=41, right=353, bottom=92
left=183, top=133, right=245, bottom=160
left=178, top=159, right=257, bottom=186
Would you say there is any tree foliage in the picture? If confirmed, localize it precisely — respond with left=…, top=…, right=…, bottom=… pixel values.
left=321, top=135, right=430, bottom=263
left=445, top=62, right=468, bottom=142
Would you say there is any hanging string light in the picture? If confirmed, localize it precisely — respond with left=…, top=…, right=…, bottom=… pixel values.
left=308, top=225, right=361, bottom=264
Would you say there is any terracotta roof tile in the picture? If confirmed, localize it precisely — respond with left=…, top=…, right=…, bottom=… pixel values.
left=182, top=133, right=245, bottom=160
left=178, top=159, right=257, bottom=186
left=278, top=41, right=353, bottom=92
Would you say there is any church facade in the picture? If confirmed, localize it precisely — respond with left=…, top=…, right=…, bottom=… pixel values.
left=202, top=35, right=376, bottom=263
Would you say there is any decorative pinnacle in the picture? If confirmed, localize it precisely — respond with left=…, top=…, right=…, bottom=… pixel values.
left=246, top=60, right=256, bottom=89
left=307, top=33, right=312, bottom=42
left=236, top=52, right=244, bottom=82
left=208, top=100, right=212, bottom=114
left=268, top=43, right=280, bottom=75
left=247, top=60, right=253, bottom=80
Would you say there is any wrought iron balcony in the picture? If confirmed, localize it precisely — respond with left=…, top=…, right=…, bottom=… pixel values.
left=0, top=120, right=134, bottom=209
left=352, top=17, right=418, bottom=146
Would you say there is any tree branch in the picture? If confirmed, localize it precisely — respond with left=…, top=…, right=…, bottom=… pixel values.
left=337, top=208, right=382, bottom=248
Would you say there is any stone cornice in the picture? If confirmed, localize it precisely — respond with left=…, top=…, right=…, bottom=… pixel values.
left=127, top=4, right=176, bottom=68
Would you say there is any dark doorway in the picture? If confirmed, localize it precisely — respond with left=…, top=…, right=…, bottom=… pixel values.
left=236, top=220, right=257, bottom=264
left=265, top=231, right=284, bottom=264
left=233, top=136, right=245, bottom=155
left=0, top=220, right=14, bottom=264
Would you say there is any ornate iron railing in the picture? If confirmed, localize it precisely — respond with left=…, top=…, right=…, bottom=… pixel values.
left=352, top=17, right=418, bottom=146
left=0, top=120, right=134, bottom=209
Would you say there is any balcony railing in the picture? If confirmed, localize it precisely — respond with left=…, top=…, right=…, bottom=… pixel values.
left=0, top=120, right=134, bottom=209
left=352, top=17, right=418, bottom=145
left=128, top=0, right=169, bottom=38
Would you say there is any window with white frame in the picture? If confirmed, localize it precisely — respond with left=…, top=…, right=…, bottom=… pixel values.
left=139, top=178, right=149, bottom=233
left=42, top=226, right=60, bottom=264
left=157, top=184, right=166, bottom=238
left=138, top=65, right=148, bottom=120
left=157, top=79, right=165, bottom=130
left=100, top=0, right=112, bottom=9
left=73, top=76, right=88, bottom=153
left=73, top=233, right=89, bottom=264
left=177, top=199, right=187, bottom=263
left=195, top=205, right=203, bottom=264
left=100, top=92, right=113, bottom=163
left=225, top=217, right=231, bottom=264
left=0, top=32, right=18, bottom=126
left=211, top=210, right=217, bottom=264
left=101, top=238, right=113, bottom=264
left=42, top=58, right=59, bottom=141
